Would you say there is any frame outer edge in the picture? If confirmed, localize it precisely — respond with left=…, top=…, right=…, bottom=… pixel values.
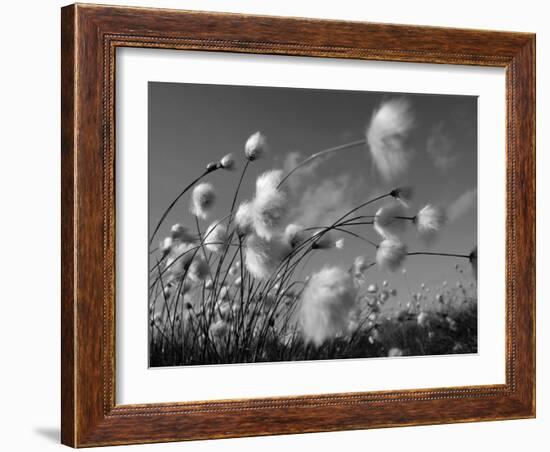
left=531, top=35, right=536, bottom=417
left=60, top=3, right=536, bottom=446
left=515, top=35, right=536, bottom=416
left=61, top=3, right=77, bottom=448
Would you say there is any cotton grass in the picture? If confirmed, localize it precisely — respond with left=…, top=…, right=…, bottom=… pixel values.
left=150, top=127, right=477, bottom=367
left=299, top=267, right=357, bottom=346
left=366, top=98, right=414, bottom=182
left=189, top=255, right=210, bottom=281
left=284, top=223, right=306, bottom=248
left=204, top=220, right=227, bottom=253
left=234, top=200, right=253, bottom=235
left=244, top=234, right=291, bottom=280
left=170, top=223, right=194, bottom=243
left=209, top=319, right=229, bottom=340
left=159, top=237, right=172, bottom=258
left=245, top=131, right=267, bottom=161
left=376, top=238, right=407, bottom=272
left=353, top=256, right=371, bottom=277
left=374, top=201, right=409, bottom=239
left=312, top=231, right=344, bottom=250
left=219, top=153, right=235, bottom=170
left=190, top=182, right=216, bottom=220
left=164, top=242, right=196, bottom=281
left=415, top=204, right=446, bottom=241
left=251, top=170, right=289, bottom=240
left=388, top=347, right=404, bottom=357
left=417, top=311, right=429, bottom=327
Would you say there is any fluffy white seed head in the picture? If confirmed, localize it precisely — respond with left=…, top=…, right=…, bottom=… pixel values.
left=284, top=223, right=306, bottom=249
left=190, top=182, right=216, bottom=220
left=417, top=311, right=429, bottom=327
left=376, top=238, right=408, bottom=272
left=244, top=234, right=291, bottom=280
left=153, top=312, right=163, bottom=326
left=164, top=242, right=196, bottom=281
left=188, top=254, right=210, bottom=282
left=255, top=169, right=282, bottom=193
left=170, top=223, right=194, bottom=243
left=299, top=267, right=357, bottom=346
left=415, top=204, right=446, bottom=241
left=252, top=193, right=288, bottom=240
left=234, top=200, right=253, bottom=235
left=218, top=286, right=229, bottom=301
left=388, top=347, right=404, bottom=357
left=353, top=256, right=371, bottom=277
left=159, top=237, right=173, bottom=258
left=244, top=131, right=267, bottom=161
left=228, top=265, right=237, bottom=277
left=251, top=170, right=289, bottom=240
left=219, top=153, right=235, bottom=170
left=374, top=201, right=409, bottom=239
left=367, top=283, right=378, bottom=294
left=366, top=98, right=415, bottom=182
left=447, top=317, right=458, bottom=332
left=312, top=231, right=343, bottom=250
left=204, top=221, right=227, bottom=253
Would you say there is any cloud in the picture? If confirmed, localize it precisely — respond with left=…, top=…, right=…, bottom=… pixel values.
left=448, top=188, right=477, bottom=222
left=366, top=97, right=415, bottom=183
left=280, top=152, right=367, bottom=230
left=281, top=150, right=328, bottom=193
left=426, top=122, right=460, bottom=172
left=289, top=173, right=360, bottom=228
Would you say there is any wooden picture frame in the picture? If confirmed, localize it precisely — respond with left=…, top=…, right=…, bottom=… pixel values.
left=61, top=3, right=535, bottom=447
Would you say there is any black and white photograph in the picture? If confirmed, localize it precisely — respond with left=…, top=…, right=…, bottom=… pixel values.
left=0, top=0, right=542, bottom=449
left=148, top=82, right=478, bottom=367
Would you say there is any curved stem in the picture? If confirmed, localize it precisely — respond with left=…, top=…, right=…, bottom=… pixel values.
left=195, top=216, right=215, bottom=283
left=408, top=251, right=470, bottom=259
left=229, top=160, right=250, bottom=221
left=395, top=216, right=415, bottom=221
left=148, top=242, right=239, bottom=290
left=337, top=220, right=374, bottom=227
left=149, top=168, right=213, bottom=246
left=331, top=227, right=378, bottom=248
left=332, top=193, right=391, bottom=226
left=277, top=139, right=366, bottom=189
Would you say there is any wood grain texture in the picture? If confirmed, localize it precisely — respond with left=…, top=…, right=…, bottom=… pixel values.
left=61, top=3, right=536, bottom=447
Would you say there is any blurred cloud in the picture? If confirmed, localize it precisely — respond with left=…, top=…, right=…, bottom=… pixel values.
left=290, top=173, right=361, bottom=228
left=448, top=188, right=477, bottom=222
left=426, top=122, right=460, bottom=172
left=281, top=150, right=327, bottom=193
left=281, top=151, right=366, bottom=229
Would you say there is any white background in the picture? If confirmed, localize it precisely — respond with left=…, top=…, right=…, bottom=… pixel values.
left=117, top=49, right=505, bottom=404
left=0, top=0, right=546, bottom=451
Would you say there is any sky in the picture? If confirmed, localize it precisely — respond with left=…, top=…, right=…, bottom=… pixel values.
left=148, top=81, right=477, bottom=310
